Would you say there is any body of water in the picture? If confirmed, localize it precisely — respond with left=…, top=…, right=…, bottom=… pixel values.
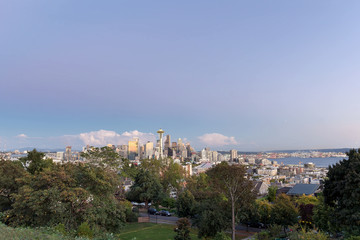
left=268, top=157, right=346, bottom=168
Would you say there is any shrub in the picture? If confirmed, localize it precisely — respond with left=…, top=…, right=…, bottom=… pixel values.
left=77, top=222, right=93, bottom=239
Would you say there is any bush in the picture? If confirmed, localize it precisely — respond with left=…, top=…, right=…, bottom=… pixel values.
left=54, top=223, right=67, bottom=235
left=77, top=222, right=93, bottom=239
left=125, top=208, right=139, bottom=223
left=213, top=232, right=231, bottom=240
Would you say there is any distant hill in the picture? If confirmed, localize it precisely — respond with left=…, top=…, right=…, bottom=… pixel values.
left=218, top=148, right=352, bottom=155
left=9, top=147, right=81, bottom=153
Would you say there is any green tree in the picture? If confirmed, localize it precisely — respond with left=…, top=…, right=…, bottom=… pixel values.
left=257, top=200, right=273, bottom=226
left=272, top=194, right=298, bottom=232
left=266, top=186, right=277, bottom=202
left=295, top=194, right=319, bottom=206
left=323, top=149, right=360, bottom=235
left=176, top=190, right=195, bottom=218
left=186, top=173, right=212, bottom=201
left=174, top=218, right=191, bottom=240
left=313, top=195, right=338, bottom=234
left=0, top=160, right=27, bottom=211
left=19, top=149, right=53, bottom=174
left=195, top=200, right=231, bottom=239
left=161, top=160, right=185, bottom=194
left=81, top=146, right=121, bottom=169
left=206, top=162, right=256, bottom=240
left=119, top=158, right=138, bottom=180
left=6, top=163, right=125, bottom=232
left=126, top=169, right=164, bottom=208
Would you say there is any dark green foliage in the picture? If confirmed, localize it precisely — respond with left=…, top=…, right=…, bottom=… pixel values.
left=271, top=194, right=298, bottom=230
left=174, top=218, right=191, bottom=240
left=213, top=232, right=231, bottom=240
left=299, top=204, right=314, bottom=227
left=323, top=149, right=360, bottom=235
left=81, top=146, right=122, bottom=170
left=254, top=224, right=282, bottom=240
left=77, top=222, right=93, bottom=238
left=5, top=162, right=125, bottom=232
left=313, top=196, right=338, bottom=234
left=0, top=160, right=27, bottom=212
left=176, top=190, right=195, bottom=218
left=19, top=149, right=53, bottom=174
left=193, top=199, right=231, bottom=239
left=266, top=186, right=277, bottom=202
left=127, top=168, right=164, bottom=208
left=162, top=197, right=176, bottom=209
left=161, top=160, right=185, bottom=194
left=206, top=162, right=256, bottom=240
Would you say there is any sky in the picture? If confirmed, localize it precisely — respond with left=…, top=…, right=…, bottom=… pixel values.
left=1, top=0, right=360, bottom=151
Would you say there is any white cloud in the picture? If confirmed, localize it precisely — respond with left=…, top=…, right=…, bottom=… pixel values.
left=198, top=133, right=238, bottom=146
left=16, top=134, right=28, bottom=138
left=78, top=130, right=156, bottom=146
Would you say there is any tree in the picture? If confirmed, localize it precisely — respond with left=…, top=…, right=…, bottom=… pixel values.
left=174, top=218, right=191, bottom=240
left=6, top=162, right=125, bottom=231
left=0, top=160, right=27, bottom=211
left=313, top=196, right=338, bottom=234
left=176, top=190, right=195, bottom=218
left=206, top=162, right=256, bottom=240
left=19, top=149, right=53, bottom=174
left=194, top=200, right=231, bottom=239
left=323, top=149, right=360, bottom=235
left=161, top=160, right=185, bottom=194
left=257, top=200, right=273, bottom=226
left=271, top=194, right=298, bottom=232
left=126, top=169, right=164, bottom=208
left=81, top=146, right=121, bottom=169
left=266, top=186, right=277, bottom=202
left=295, top=194, right=318, bottom=206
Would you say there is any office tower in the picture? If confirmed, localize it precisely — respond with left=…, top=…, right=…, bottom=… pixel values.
left=145, top=141, right=154, bottom=159
left=128, top=138, right=139, bottom=160
left=164, top=135, right=171, bottom=149
left=230, top=149, right=238, bottom=161
left=117, top=144, right=128, bottom=159
left=56, top=152, right=64, bottom=161
left=157, top=128, right=164, bottom=159
left=65, top=146, right=72, bottom=161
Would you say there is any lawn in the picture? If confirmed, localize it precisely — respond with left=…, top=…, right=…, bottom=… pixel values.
left=0, top=223, right=66, bottom=240
left=117, top=222, right=200, bottom=240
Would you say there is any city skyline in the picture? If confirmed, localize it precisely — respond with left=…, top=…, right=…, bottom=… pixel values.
left=2, top=1, right=360, bottom=151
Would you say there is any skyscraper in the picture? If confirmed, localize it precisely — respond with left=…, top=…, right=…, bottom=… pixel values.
left=65, top=146, right=72, bottom=161
left=230, top=149, right=238, bottom=161
left=128, top=138, right=139, bottom=160
left=164, top=135, right=171, bottom=149
left=145, top=141, right=154, bottom=159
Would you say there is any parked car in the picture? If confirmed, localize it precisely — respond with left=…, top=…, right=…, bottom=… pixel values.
left=246, top=221, right=265, bottom=228
left=159, top=210, right=171, bottom=216
left=148, top=208, right=158, bottom=215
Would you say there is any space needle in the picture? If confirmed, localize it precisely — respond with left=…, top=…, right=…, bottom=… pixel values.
left=157, top=128, right=165, bottom=159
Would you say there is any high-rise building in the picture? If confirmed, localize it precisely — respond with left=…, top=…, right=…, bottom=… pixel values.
left=65, top=146, right=72, bottom=161
left=128, top=138, right=139, bottom=160
left=117, top=145, right=128, bottom=159
left=164, top=135, right=171, bottom=149
left=145, top=141, right=154, bottom=159
left=230, top=149, right=238, bottom=161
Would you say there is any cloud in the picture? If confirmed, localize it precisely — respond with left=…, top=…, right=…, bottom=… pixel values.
left=1, top=130, right=157, bottom=150
left=198, top=133, right=238, bottom=146
left=16, top=134, right=28, bottom=138
left=78, top=130, right=156, bottom=146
